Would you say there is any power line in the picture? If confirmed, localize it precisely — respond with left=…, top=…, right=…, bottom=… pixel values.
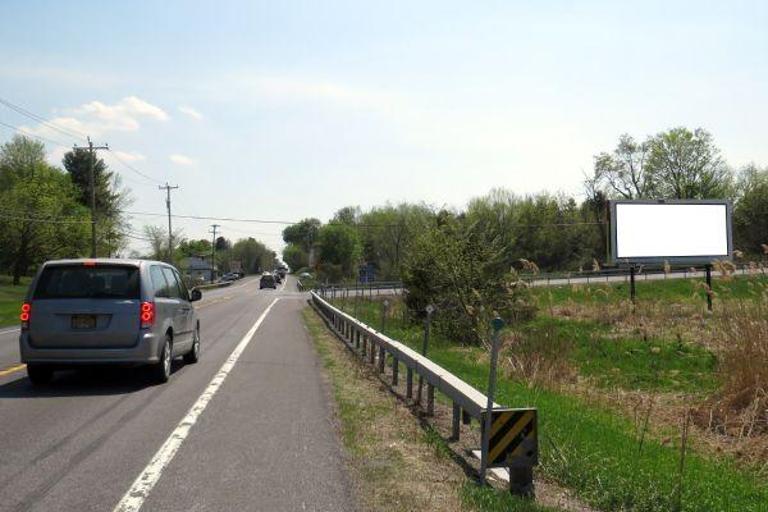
left=74, top=137, right=109, bottom=258
left=0, top=119, right=72, bottom=148
left=0, top=96, right=89, bottom=142
left=108, top=151, right=164, bottom=185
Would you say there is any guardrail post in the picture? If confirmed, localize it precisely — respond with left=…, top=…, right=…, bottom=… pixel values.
left=406, top=367, right=413, bottom=399
left=451, top=403, right=461, bottom=441
left=355, top=329, right=360, bottom=349
left=481, top=316, right=505, bottom=486
left=378, top=346, right=386, bottom=373
left=462, top=409, right=471, bottom=425
left=427, top=384, right=435, bottom=416
left=392, top=357, right=399, bottom=386
left=369, top=340, right=376, bottom=364
left=417, top=305, right=434, bottom=405
left=362, top=335, right=367, bottom=357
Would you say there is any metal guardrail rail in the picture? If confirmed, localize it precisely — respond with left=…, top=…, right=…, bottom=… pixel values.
left=310, top=290, right=495, bottom=432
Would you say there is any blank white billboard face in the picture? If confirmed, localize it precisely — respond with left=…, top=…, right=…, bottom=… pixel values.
left=614, top=203, right=730, bottom=261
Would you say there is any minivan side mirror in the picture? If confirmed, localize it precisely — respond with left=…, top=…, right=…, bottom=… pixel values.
left=190, top=288, right=202, bottom=302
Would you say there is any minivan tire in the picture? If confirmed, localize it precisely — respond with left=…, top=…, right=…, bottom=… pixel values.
left=27, top=364, right=53, bottom=385
left=151, top=336, right=172, bottom=384
left=183, top=328, right=200, bottom=364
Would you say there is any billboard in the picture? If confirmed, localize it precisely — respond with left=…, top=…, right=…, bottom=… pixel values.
left=610, top=200, right=732, bottom=265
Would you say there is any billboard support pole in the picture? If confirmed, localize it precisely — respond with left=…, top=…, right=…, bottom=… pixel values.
left=629, top=266, right=636, bottom=304
left=705, top=264, right=713, bottom=312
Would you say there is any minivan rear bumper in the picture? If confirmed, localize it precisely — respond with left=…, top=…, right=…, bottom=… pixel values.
left=19, top=331, right=162, bottom=364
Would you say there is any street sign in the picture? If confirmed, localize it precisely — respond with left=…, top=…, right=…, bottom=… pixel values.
left=610, top=200, right=732, bottom=265
left=481, top=407, right=538, bottom=468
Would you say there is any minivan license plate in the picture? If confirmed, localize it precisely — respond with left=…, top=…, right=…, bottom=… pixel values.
left=71, top=315, right=97, bottom=329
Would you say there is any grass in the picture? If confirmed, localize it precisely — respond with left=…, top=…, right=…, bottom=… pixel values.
left=302, top=306, right=558, bottom=512
left=0, top=275, right=29, bottom=328
left=533, top=273, right=768, bottom=307
left=518, top=316, right=718, bottom=393
left=330, top=296, right=768, bottom=512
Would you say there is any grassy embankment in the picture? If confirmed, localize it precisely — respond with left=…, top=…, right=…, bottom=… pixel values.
left=328, top=273, right=768, bottom=512
left=0, top=276, right=29, bottom=328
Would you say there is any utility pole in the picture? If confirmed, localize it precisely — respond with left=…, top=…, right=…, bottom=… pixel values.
left=159, top=183, right=179, bottom=263
left=74, top=137, right=109, bottom=258
left=209, top=224, right=220, bottom=282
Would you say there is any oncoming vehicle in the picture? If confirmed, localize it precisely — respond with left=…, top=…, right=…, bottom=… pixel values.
left=273, top=272, right=283, bottom=284
left=19, top=259, right=203, bottom=385
left=259, top=273, right=276, bottom=289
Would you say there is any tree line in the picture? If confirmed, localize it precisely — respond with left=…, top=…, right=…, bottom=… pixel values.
left=284, top=126, right=768, bottom=284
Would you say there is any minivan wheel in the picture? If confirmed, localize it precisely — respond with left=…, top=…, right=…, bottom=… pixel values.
left=183, top=328, right=200, bottom=364
left=151, top=337, right=172, bottom=384
left=27, top=364, right=54, bottom=385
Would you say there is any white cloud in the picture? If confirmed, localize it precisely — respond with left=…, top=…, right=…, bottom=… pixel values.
left=112, top=150, right=146, bottom=162
left=22, top=96, right=169, bottom=140
left=169, top=154, right=197, bottom=166
left=178, top=105, right=203, bottom=120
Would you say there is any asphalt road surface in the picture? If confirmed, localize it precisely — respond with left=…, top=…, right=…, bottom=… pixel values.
left=0, top=276, right=355, bottom=512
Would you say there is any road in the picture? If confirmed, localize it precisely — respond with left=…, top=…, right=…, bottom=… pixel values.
left=0, top=276, right=355, bottom=512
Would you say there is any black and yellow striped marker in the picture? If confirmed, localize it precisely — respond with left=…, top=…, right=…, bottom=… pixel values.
left=482, top=407, right=538, bottom=468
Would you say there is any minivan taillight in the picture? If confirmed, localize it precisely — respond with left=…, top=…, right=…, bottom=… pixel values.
left=20, top=302, right=31, bottom=330
left=140, top=301, right=155, bottom=328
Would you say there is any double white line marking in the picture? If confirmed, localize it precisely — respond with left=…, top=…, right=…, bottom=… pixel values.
left=113, top=298, right=280, bottom=512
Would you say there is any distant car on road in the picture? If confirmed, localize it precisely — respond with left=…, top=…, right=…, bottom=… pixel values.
left=260, top=273, right=276, bottom=289
left=19, top=259, right=203, bottom=385
left=273, top=272, right=283, bottom=284
left=220, top=273, right=237, bottom=282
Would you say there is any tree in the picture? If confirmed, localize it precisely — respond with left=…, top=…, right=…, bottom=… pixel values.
left=282, top=218, right=321, bottom=253
left=62, top=149, right=131, bottom=257
left=142, top=225, right=183, bottom=261
left=232, top=237, right=273, bottom=274
left=591, top=134, right=653, bottom=199
left=646, top=127, right=734, bottom=199
left=282, top=243, right=309, bottom=271
left=733, top=165, right=768, bottom=255
left=0, top=136, right=90, bottom=283
left=317, top=224, right=362, bottom=279
left=332, top=206, right=361, bottom=226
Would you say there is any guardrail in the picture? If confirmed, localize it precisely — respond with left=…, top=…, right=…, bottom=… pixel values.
left=193, top=280, right=234, bottom=291
left=316, top=281, right=404, bottom=298
left=310, top=290, right=491, bottom=426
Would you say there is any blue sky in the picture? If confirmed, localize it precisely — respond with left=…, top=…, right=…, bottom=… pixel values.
left=1, top=0, right=766, bottom=255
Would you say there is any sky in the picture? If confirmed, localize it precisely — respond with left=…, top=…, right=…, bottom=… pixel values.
left=1, top=0, right=766, bottom=256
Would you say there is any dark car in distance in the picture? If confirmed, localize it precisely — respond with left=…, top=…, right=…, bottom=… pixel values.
left=259, top=273, right=276, bottom=289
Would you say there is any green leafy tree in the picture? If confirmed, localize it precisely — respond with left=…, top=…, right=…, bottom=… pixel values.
left=62, top=149, right=131, bottom=257
left=317, top=224, right=362, bottom=279
left=590, top=134, right=653, bottom=199
left=282, top=218, right=321, bottom=253
left=733, top=165, right=768, bottom=255
left=646, top=127, right=734, bottom=199
left=282, top=243, right=309, bottom=271
left=0, top=136, right=90, bottom=283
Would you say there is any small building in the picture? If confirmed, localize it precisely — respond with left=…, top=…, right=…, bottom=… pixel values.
left=180, top=256, right=217, bottom=284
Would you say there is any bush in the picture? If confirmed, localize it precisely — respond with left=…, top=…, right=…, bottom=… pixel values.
left=402, top=214, right=535, bottom=344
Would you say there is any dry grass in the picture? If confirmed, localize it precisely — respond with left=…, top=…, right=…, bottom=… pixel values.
left=694, top=300, right=768, bottom=472
left=303, top=307, right=468, bottom=512
left=502, top=326, right=577, bottom=391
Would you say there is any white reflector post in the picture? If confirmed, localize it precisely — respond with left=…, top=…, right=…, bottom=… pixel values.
left=611, top=201, right=732, bottom=265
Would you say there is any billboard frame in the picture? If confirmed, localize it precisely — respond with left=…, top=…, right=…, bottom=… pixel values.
left=609, top=199, right=733, bottom=266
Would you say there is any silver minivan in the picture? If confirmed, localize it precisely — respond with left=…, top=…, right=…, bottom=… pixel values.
left=19, top=259, right=202, bottom=385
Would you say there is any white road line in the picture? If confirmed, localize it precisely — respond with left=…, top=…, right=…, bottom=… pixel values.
left=0, top=327, right=20, bottom=335
left=113, top=297, right=281, bottom=512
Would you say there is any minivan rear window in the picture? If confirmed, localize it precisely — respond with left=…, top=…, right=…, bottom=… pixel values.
left=33, top=265, right=140, bottom=300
